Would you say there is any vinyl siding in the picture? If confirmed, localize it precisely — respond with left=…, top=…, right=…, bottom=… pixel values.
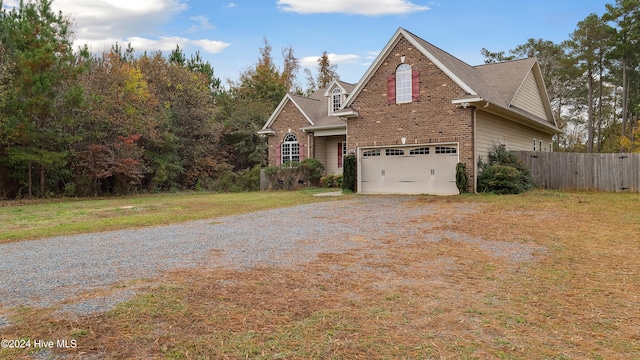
left=314, top=135, right=344, bottom=175
left=511, top=70, right=548, bottom=120
left=315, top=137, right=327, bottom=170
left=325, top=136, right=343, bottom=175
left=476, top=110, right=553, bottom=162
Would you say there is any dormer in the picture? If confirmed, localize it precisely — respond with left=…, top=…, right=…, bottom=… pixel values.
left=323, top=80, right=351, bottom=115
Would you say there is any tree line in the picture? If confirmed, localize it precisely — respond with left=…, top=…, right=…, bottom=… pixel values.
left=2, top=0, right=638, bottom=199
left=481, top=0, right=639, bottom=153
left=0, top=0, right=337, bottom=198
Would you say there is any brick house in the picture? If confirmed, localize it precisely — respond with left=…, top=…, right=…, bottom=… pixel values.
left=259, top=28, right=561, bottom=194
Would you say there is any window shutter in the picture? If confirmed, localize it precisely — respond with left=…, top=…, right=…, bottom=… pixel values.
left=299, top=142, right=304, bottom=160
left=337, top=142, right=343, bottom=168
left=276, top=146, right=281, bottom=166
left=411, top=71, right=420, bottom=102
left=387, top=73, right=396, bottom=104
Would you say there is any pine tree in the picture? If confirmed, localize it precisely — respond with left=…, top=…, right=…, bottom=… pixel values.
left=0, top=0, right=85, bottom=197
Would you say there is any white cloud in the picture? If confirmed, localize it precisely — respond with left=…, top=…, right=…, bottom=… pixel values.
left=301, top=53, right=361, bottom=68
left=225, top=2, right=237, bottom=8
left=277, top=0, right=429, bottom=16
left=191, top=39, right=231, bottom=54
left=126, top=36, right=190, bottom=52
left=53, top=0, right=188, bottom=40
left=189, top=15, right=215, bottom=33
left=40, top=1, right=231, bottom=57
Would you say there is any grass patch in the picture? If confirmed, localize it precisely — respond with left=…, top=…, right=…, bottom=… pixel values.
left=0, top=190, right=349, bottom=243
left=1, top=190, right=639, bottom=359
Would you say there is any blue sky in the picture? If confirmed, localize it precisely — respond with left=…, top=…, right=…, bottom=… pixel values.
left=3, top=0, right=613, bottom=87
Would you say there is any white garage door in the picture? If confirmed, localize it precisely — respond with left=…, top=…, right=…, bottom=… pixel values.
left=359, top=144, right=459, bottom=195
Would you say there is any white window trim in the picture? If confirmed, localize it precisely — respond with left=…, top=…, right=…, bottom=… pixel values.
left=396, top=63, right=412, bottom=104
left=282, top=133, right=300, bottom=165
left=332, top=88, right=342, bottom=113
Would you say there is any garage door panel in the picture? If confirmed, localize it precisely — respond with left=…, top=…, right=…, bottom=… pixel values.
left=359, top=144, right=459, bottom=195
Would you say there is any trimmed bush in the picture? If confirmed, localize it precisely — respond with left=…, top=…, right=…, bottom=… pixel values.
left=477, top=144, right=535, bottom=194
left=300, top=158, right=325, bottom=186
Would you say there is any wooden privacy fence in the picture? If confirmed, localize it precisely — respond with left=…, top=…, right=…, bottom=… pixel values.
left=513, top=151, right=640, bottom=192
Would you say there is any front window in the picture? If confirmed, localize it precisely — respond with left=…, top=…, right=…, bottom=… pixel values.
left=332, top=88, right=341, bottom=112
left=396, top=64, right=412, bottom=103
left=282, top=133, right=299, bottom=164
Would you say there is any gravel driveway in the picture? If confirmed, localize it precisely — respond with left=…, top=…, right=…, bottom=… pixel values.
left=0, top=196, right=545, bottom=328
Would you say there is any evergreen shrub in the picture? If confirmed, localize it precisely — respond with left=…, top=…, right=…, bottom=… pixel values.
left=477, top=144, right=535, bottom=194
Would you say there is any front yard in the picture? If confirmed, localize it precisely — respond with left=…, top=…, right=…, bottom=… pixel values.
left=1, top=190, right=639, bottom=359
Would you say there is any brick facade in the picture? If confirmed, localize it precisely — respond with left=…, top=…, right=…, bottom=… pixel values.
left=347, top=35, right=475, bottom=191
left=266, top=101, right=314, bottom=166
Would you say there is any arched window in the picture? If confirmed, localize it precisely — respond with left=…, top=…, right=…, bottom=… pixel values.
left=281, top=133, right=300, bottom=164
left=332, top=88, right=342, bottom=112
left=395, top=64, right=412, bottom=103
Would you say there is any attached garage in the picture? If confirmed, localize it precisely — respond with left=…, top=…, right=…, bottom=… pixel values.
left=358, top=144, right=459, bottom=195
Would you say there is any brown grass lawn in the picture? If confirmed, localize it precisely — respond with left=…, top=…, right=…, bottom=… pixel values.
left=1, top=190, right=639, bottom=359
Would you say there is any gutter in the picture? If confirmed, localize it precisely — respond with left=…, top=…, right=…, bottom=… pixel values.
left=300, top=124, right=346, bottom=132
left=453, top=98, right=561, bottom=134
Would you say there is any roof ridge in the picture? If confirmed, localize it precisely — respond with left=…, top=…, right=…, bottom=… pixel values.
left=473, top=56, right=537, bottom=69
left=288, top=92, right=320, bottom=101
left=402, top=28, right=472, bottom=68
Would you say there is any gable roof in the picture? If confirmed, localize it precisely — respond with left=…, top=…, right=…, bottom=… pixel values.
left=259, top=81, right=356, bottom=134
left=343, top=28, right=560, bottom=133
left=324, top=79, right=355, bottom=96
left=258, top=93, right=317, bottom=135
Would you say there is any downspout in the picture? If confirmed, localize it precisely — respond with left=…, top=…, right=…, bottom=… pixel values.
left=473, top=107, right=478, bottom=193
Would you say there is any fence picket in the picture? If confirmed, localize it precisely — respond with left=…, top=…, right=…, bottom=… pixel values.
left=513, top=151, right=640, bottom=192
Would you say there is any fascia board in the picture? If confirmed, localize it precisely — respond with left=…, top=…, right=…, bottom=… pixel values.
left=532, top=61, right=558, bottom=127
left=452, top=97, right=483, bottom=104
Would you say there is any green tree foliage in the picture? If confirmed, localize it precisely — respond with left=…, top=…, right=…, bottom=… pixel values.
left=0, top=0, right=84, bottom=197
left=566, top=13, right=616, bottom=153
left=137, top=52, right=225, bottom=190
left=480, top=48, right=516, bottom=63
left=604, top=0, right=640, bottom=147
left=221, top=38, right=290, bottom=171
left=0, top=0, right=226, bottom=197
left=481, top=2, right=639, bottom=154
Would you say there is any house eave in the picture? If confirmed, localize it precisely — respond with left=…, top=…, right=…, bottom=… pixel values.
left=455, top=98, right=561, bottom=134
left=257, top=128, right=276, bottom=135
left=331, top=109, right=359, bottom=118
left=301, top=124, right=346, bottom=132
left=452, top=96, right=484, bottom=104
left=485, top=102, right=562, bottom=134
